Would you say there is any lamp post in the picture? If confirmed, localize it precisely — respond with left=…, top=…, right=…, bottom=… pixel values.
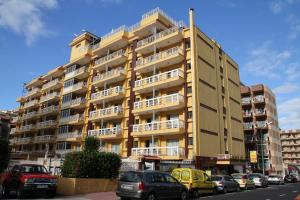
left=259, top=121, right=272, bottom=176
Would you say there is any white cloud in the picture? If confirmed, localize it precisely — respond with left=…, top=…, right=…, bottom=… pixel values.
left=285, top=62, right=300, bottom=81
left=270, top=0, right=300, bottom=14
left=0, top=0, right=57, bottom=45
left=244, top=41, right=291, bottom=79
left=273, top=83, right=300, bottom=94
left=278, top=97, right=300, bottom=129
left=286, top=14, right=300, bottom=40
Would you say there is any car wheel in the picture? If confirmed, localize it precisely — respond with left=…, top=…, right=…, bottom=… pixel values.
left=147, top=193, right=156, bottom=200
left=192, top=190, right=199, bottom=198
left=180, top=190, right=188, bottom=200
left=223, top=187, right=227, bottom=194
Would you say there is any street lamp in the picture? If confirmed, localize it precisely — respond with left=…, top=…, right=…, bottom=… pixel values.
left=259, top=121, right=272, bottom=175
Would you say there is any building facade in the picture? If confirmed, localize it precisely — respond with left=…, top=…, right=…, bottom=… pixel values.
left=0, top=110, right=17, bottom=140
left=11, top=8, right=245, bottom=172
left=241, top=84, right=283, bottom=175
left=281, top=129, right=300, bottom=171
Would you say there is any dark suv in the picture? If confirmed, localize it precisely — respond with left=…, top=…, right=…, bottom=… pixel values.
left=116, top=171, right=188, bottom=200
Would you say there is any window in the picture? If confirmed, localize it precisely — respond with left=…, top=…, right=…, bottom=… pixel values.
left=188, top=137, right=193, bottom=145
left=60, top=109, right=70, bottom=118
left=128, top=80, right=131, bottom=87
left=185, top=39, right=191, bottom=49
left=127, top=99, right=130, bottom=106
left=187, top=86, right=192, bottom=94
left=126, top=120, right=129, bottom=127
left=64, top=79, right=74, bottom=88
left=153, top=173, right=165, bottom=183
left=172, top=171, right=180, bottom=180
left=62, top=93, right=72, bottom=103
left=164, top=174, right=177, bottom=183
left=66, top=65, right=77, bottom=74
left=59, top=125, right=69, bottom=134
left=181, top=170, right=190, bottom=181
left=187, top=63, right=191, bottom=70
left=188, top=111, right=192, bottom=119
left=133, top=141, right=138, bottom=148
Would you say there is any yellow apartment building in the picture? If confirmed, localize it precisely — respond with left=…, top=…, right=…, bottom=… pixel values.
left=11, top=8, right=245, bottom=173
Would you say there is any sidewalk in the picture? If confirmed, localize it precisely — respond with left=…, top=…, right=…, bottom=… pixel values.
left=61, top=192, right=118, bottom=200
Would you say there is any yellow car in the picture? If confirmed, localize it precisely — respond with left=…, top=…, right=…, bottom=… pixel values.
left=171, top=168, right=216, bottom=197
left=231, top=173, right=255, bottom=190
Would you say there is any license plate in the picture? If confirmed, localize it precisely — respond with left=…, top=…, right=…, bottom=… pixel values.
left=37, top=185, right=48, bottom=189
left=121, top=184, right=133, bottom=190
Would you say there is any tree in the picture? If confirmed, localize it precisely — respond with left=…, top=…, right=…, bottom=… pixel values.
left=0, top=138, right=10, bottom=173
left=84, top=136, right=99, bottom=152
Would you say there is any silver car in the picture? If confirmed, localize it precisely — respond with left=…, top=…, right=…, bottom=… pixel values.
left=267, top=175, right=284, bottom=185
left=249, top=173, right=268, bottom=187
left=211, top=175, right=240, bottom=193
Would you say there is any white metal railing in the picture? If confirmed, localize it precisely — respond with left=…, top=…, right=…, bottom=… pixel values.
left=24, top=88, right=40, bottom=97
left=257, top=121, right=267, bottom=128
left=91, top=86, right=124, bottom=101
left=242, top=97, right=251, bottom=104
left=56, top=149, right=80, bottom=155
left=10, top=128, right=16, bottom=134
left=137, top=26, right=182, bottom=48
left=101, top=25, right=126, bottom=41
left=243, top=110, right=252, bottom=117
left=24, top=99, right=39, bottom=108
left=136, top=47, right=182, bottom=67
left=61, top=98, right=86, bottom=108
left=88, top=126, right=122, bottom=137
left=19, top=124, right=35, bottom=132
left=253, top=95, right=265, bottom=103
left=23, top=111, right=37, bottom=119
left=134, top=93, right=183, bottom=110
left=65, top=66, right=87, bottom=80
left=89, top=106, right=123, bottom=119
left=93, top=67, right=125, bottom=83
left=132, top=119, right=184, bottom=133
left=40, top=92, right=59, bottom=102
left=131, top=146, right=185, bottom=157
left=135, top=69, right=183, bottom=88
left=39, top=105, right=59, bottom=114
left=94, top=49, right=126, bottom=67
left=34, top=135, right=55, bottom=142
left=57, top=131, right=82, bottom=140
left=42, top=79, right=60, bottom=90
left=36, top=120, right=57, bottom=129
left=255, top=109, right=266, bottom=115
left=59, top=114, right=84, bottom=124
left=243, top=122, right=253, bottom=129
left=63, top=82, right=87, bottom=94
left=15, top=137, right=32, bottom=144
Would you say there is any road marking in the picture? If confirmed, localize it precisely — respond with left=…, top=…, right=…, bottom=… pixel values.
left=293, top=190, right=298, bottom=193
left=265, top=199, right=271, bottom=200
left=279, top=193, right=286, bottom=197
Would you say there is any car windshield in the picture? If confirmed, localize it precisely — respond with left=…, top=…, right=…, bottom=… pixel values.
left=119, top=172, right=142, bottom=183
left=232, top=174, right=243, bottom=179
left=211, top=176, right=223, bottom=181
left=249, top=174, right=261, bottom=178
left=20, top=165, right=48, bottom=173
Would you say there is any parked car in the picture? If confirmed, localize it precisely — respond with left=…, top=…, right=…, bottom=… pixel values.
left=1, top=164, right=57, bottom=198
left=249, top=173, right=268, bottom=187
left=171, top=168, right=216, bottom=198
left=116, top=171, right=188, bottom=200
left=231, top=173, right=255, bottom=190
left=284, top=174, right=298, bottom=183
left=211, top=175, right=240, bottom=193
left=267, top=175, right=284, bottom=185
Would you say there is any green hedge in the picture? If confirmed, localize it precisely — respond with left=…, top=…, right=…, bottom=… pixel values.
left=61, top=137, right=121, bottom=179
left=0, top=138, right=10, bottom=173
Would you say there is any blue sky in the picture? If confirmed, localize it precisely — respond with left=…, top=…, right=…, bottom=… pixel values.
left=0, top=0, right=300, bottom=130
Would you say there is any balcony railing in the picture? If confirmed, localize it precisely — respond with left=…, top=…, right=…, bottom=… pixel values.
left=134, top=69, right=184, bottom=88
left=255, top=109, right=266, bottom=115
left=243, top=111, right=252, bottom=117
left=23, top=100, right=39, bottom=108
left=131, top=146, right=185, bottom=157
left=39, top=105, right=59, bottom=115
left=10, top=128, right=16, bottom=134
left=243, top=123, right=253, bottom=130
left=253, top=95, right=265, bottom=103
left=242, top=98, right=251, bottom=104
left=24, top=88, right=40, bottom=98
left=63, top=82, right=87, bottom=94
left=61, top=98, right=86, bottom=108
left=57, top=131, right=82, bottom=140
left=88, top=126, right=122, bottom=137
left=42, top=79, right=60, bottom=90
left=59, top=114, right=84, bottom=124
left=91, top=86, right=124, bottom=101
left=15, top=137, right=32, bottom=144
left=36, top=120, right=57, bottom=129
left=93, top=67, right=125, bottom=83
left=89, top=106, right=123, bottom=120
left=137, top=26, right=182, bottom=48
left=136, top=47, right=182, bottom=67
left=40, top=92, right=59, bottom=102
left=94, top=49, right=126, bottom=67
left=34, top=135, right=55, bottom=143
left=256, top=121, right=267, bottom=128
left=56, top=149, right=80, bottom=155
left=23, top=111, right=38, bottom=119
left=133, top=119, right=184, bottom=133
left=65, top=66, right=88, bottom=80
left=134, top=93, right=184, bottom=110
left=19, top=124, right=36, bottom=132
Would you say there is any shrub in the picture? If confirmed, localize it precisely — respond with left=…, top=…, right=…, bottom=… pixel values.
left=0, top=138, right=10, bottom=173
left=61, top=137, right=121, bottom=179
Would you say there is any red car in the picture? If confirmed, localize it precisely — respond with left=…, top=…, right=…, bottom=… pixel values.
left=1, top=164, right=57, bottom=198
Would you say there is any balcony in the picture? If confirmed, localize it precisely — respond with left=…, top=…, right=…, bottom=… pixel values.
left=23, top=99, right=39, bottom=109
left=89, top=106, right=123, bottom=121
left=10, top=128, right=16, bottom=135
left=88, top=126, right=122, bottom=139
left=242, top=98, right=252, bottom=106
left=19, top=124, right=36, bottom=132
left=256, top=121, right=268, bottom=129
left=255, top=109, right=267, bottom=117
left=92, top=68, right=126, bottom=87
left=63, top=82, right=87, bottom=94
left=132, top=119, right=185, bottom=137
left=40, top=92, right=60, bottom=103
left=59, top=114, right=84, bottom=125
left=133, top=93, right=184, bottom=115
left=56, top=131, right=82, bottom=142
left=56, top=149, right=80, bottom=155
left=42, top=79, right=62, bottom=91
left=243, top=123, right=254, bottom=131
left=34, top=135, right=55, bottom=143
left=15, top=137, right=32, bottom=145
left=93, top=49, right=127, bottom=71
left=134, top=69, right=184, bottom=93
left=135, top=47, right=184, bottom=73
left=38, top=105, right=59, bottom=116
left=64, top=66, right=89, bottom=80
left=243, top=111, right=252, bottom=118
left=253, top=96, right=265, bottom=104
left=90, top=86, right=124, bottom=104
left=136, top=26, right=183, bottom=55
left=131, top=146, right=185, bottom=159
left=24, top=88, right=41, bottom=99
left=23, top=111, right=38, bottom=120
left=36, top=120, right=57, bottom=129
left=61, top=98, right=86, bottom=109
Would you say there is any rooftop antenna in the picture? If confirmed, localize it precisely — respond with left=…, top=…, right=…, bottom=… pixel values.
left=73, top=33, right=78, bottom=37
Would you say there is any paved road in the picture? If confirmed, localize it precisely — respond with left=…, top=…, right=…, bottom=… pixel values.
left=3, top=183, right=300, bottom=200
